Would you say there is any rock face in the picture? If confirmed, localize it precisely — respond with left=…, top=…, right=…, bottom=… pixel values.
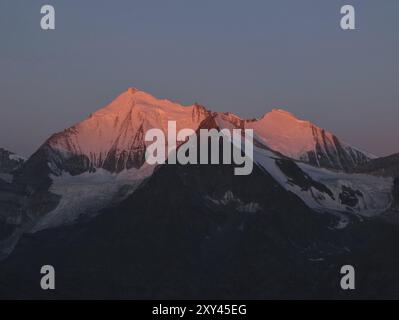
left=0, top=148, right=25, bottom=175
left=0, top=149, right=26, bottom=244
left=354, top=153, right=399, bottom=178
left=391, top=178, right=399, bottom=210
left=352, top=153, right=399, bottom=215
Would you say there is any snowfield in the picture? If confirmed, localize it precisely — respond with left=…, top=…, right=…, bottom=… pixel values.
left=254, top=146, right=393, bottom=218
left=31, top=164, right=155, bottom=232
left=297, top=162, right=393, bottom=216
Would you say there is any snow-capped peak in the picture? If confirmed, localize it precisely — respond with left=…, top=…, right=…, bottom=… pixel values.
left=42, top=88, right=211, bottom=175
left=246, top=108, right=373, bottom=170
left=10, top=89, right=386, bottom=235
left=247, top=109, right=319, bottom=156
left=90, top=87, right=187, bottom=117
left=267, top=108, right=306, bottom=120
left=24, top=89, right=373, bottom=180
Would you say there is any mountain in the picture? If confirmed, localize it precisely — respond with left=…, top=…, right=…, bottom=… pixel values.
left=21, top=88, right=209, bottom=179
left=1, top=129, right=398, bottom=299
left=354, top=153, right=399, bottom=178
left=17, top=90, right=373, bottom=190
left=11, top=88, right=211, bottom=232
left=191, top=111, right=390, bottom=217
left=0, top=149, right=26, bottom=255
left=0, top=148, right=25, bottom=178
left=0, top=88, right=397, bottom=299
left=353, top=153, right=399, bottom=216
left=246, top=109, right=374, bottom=170
left=4, top=88, right=391, bottom=236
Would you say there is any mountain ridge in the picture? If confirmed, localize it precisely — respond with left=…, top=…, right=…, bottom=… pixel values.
left=16, top=88, right=374, bottom=182
left=0, top=88, right=398, bottom=298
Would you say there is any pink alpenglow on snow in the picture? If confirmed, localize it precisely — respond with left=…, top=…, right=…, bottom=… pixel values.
left=246, top=109, right=375, bottom=170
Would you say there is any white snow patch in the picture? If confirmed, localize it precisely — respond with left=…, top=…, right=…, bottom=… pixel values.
left=253, top=146, right=393, bottom=219
left=298, top=162, right=393, bottom=217
left=9, top=153, right=26, bottom=162
left=31, top=164, right=155, bottom=232
left=206, top=190, right=262, bottom=213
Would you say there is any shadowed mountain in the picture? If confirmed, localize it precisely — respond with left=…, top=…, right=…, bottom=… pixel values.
left=1, top=154, right=399, bottom=299
left=0, top=149, right=26, bottom=247
left=354, top=153, right=399, bottom=178
left=0, top=148, right=25, bottom=176
left=0, top=88, right=398, bottom=299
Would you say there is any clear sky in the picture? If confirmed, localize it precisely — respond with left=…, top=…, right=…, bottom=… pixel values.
left=0, top=0, right=398, bottom=157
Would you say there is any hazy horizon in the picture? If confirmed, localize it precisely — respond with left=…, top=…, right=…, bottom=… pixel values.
left=1, top=0, right=398, bottom=157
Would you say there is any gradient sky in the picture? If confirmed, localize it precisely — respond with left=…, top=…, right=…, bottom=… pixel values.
left=0, top=0, right=398, bottom=157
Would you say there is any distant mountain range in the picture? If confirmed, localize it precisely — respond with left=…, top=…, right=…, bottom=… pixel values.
left=0, top=88, right=398, bottom=299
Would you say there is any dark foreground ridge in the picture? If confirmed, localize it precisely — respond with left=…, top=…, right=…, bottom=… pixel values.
left=1, top=158, right=399, bottom=299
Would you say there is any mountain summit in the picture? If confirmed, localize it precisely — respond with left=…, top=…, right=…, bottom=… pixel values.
left=22, top=88, right=373, bottom=181
left=9, top=88, right=383, bottom=231
left=246, top=109, right=374, bottom=170
left=28, top=88, right=210, bottom=177
left=0, top=88, right=396, bottom=298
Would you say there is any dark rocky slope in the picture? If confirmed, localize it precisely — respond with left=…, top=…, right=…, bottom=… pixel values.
left=1, top=158, right=399, bottom=299
left=354, top=153, right=399, bottom=178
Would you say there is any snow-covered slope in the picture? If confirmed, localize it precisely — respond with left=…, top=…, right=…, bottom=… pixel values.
left=17, top=88, right=211, bottom=231
left=13, top=89, right=388, bottom=233
left=205, top=112, right=392, bottom=222
left=22, top=90, right=373, bottom=182
left=246, top=109, right=374, bottom=170
left=31, top=165, right=155, bottom=231
left=45, top=87, right=210, bottom=175
left=253, top=146, right=392, bottom=222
